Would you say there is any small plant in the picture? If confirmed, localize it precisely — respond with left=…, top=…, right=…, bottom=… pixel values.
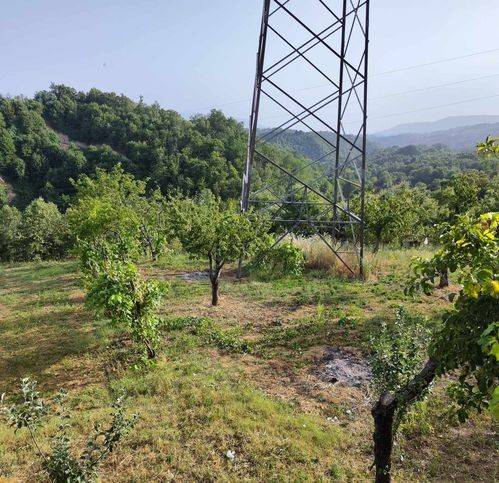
left=1, top=378, right=138, bottom=483
left=255, top=242, right=304, bottom=278
left=86, top=260, right=167, bottom=359
left=368, top=308, right=431, bottom=397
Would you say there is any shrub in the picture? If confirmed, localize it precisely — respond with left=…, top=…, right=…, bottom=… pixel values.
left=85, top=260, right=167, bottom=359
left=255, top=241, right=304, bottom=277
left=1, top=378, right=137, bottom=483
left=368, top=308, right=431, bottom=397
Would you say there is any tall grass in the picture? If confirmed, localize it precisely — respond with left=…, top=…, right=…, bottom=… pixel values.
left=290, top=236, right=434, bottom=279
left=291, top=235, right=359, bottom=277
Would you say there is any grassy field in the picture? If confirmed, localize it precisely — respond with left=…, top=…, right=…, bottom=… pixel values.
left=0, top=249, right=496, bottom=481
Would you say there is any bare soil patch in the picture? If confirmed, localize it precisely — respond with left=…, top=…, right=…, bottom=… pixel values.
left=312, top=347, right=371, bottom=387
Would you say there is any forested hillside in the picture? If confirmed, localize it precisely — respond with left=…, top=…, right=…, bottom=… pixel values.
left=0, top=84, right=497, bottom=209
left=263, top=128, right=497, bottom=189
left=0, top=85, right=315, bottom=209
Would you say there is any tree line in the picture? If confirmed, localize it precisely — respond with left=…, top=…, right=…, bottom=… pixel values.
left=0, top=85, right=315, bottom=210
left=1, top=84, right=497, bottom=212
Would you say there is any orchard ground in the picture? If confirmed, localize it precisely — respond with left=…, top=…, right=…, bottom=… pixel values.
left=0, top=249, right=496, bottom=481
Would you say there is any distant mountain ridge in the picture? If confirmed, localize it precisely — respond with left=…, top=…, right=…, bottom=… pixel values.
left=371, top=122, right=499, bottom=151
left=375, top=115, right=499, bottom=136
left=262, top=117, right=499, bottom=154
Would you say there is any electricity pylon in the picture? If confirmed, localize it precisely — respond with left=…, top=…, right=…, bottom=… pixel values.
left=241, top=0, right=370, bottom=276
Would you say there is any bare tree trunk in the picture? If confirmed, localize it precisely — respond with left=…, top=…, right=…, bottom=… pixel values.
left=372, top=393, right=396, bottom=483
left=144, top=339, right=156, bottom=359
left=372, top=359, right=438, bottom=482
left=211, top=277, right=219, bottom=306
left=209, top=261, right=222, bottom=306
left=438, top=267, right=449, bottom=288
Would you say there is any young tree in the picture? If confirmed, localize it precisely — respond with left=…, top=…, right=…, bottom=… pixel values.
left=67, top=165, right=145, bottom=275
left=18, top=198, right=71, bottom=261
left=1, top=378, right=137, bottom=482
left=134, top=189, right=170, bottom=260
left=85, top=259, right=166, bottom=359
left=68, top=166, right=168, bottom=359
left=68, top=165, right=170, bottom=264
left=0, top=205, right=21, bottom=261
left=371, top=212, right=498, bottom=482
left=360, top=185, right=438, bottom=252
left=169, top=191, right=270, bottom=306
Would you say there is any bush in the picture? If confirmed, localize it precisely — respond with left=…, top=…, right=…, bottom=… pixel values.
left=85, top=260, right=167, bottom=360
left=1, top=378, right=137, bottom=483
left=368, top=308, right=431, bottom=397
left=256, top=241, right=304, bottom=278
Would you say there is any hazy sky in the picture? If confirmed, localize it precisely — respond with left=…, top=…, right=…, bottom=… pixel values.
left=1, top=0, right=499, bottom=132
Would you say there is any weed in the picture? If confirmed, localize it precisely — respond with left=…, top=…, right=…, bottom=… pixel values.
left=163, top=316, right=253, bottom=353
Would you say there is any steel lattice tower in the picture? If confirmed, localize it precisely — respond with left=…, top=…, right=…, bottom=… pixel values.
left=241, top=0, right=370, bottom=276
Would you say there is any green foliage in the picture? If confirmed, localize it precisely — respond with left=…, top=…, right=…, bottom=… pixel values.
left=169, top=190, right=271, bottom=305
left=18, top=198, right=71, bottom=261
left=355, top=184, right=438, bottom=250
left=368, top=308, right=431, bottom=396
left=0, top=85, right=316, bottom=209
left=407, top=212, right=499, bottom=420
left=1, top=378, right=137, bottom=483
left=435, top=170, right=498, bottom=223
left=67, top=165, right=144, bottom=265
left=0, top=184, right=8, bottom=208
left=255, top=241, right=305, bottom=277
left=86, top=260, right=167, bottom=360
left=170, top=191, right=270, bottom=265
left=265, top=132, right=496, bottom=191
left=0, top=198, right=70, bottom=262
left=1, top=377, right=48, bottom=431
left=68, top=165, right=172, bottom=266
left=135, top=189, right=171, bottom=260
left=0, top=205, right=21, bottom=261
left=477, top=136, right=499, bottom=158
left=367, top=144, right=493, bottom=190
left=69, top=167, right=168, bottom=359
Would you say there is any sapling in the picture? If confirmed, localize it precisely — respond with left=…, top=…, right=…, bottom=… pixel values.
left=1, top=378, right=138, bottom=483
left=169, top=191, right=270, bottom=306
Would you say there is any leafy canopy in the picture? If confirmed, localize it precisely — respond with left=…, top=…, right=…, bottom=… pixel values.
left=170, top=190, right=271, bottom=267
left=408, top=212, right=499, bottom=420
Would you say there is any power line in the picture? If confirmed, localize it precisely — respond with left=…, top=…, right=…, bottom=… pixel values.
left=372, top=47, right=499, bottom=77
left=260, top=93, right=499, bottom=127
left=354, top=93, right=499, bottom=124
left=258, top=73, right=499, bottom=121
left=370, top=73, right=499, bottom=101
left=188, top=47, right=499, bottom=113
